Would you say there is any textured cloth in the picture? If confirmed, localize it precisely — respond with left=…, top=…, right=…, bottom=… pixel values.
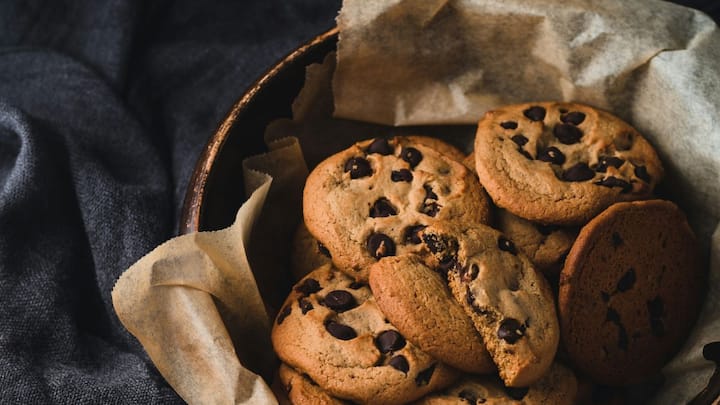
left=0, top=0, right=716, bottom=404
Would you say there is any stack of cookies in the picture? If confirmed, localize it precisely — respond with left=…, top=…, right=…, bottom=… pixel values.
left=272, top=102, right=706, bottom=404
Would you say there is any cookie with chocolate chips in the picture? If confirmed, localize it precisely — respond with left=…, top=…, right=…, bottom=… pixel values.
left=419, top=223, right=560, bottom=387
left=474, top=102, right=663, bottom=225
left=304, top=136, right=491, bottom=281
left=558, top=200, right=705, bottom=386
left=271, top=264, right=458, bottom=404
left=369, top=254, right=495, bottom=374
left=414, top=362, right=578, bottom=405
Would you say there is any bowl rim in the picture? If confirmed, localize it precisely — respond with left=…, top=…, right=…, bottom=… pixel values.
left=179, top=27, right=339, bottom=235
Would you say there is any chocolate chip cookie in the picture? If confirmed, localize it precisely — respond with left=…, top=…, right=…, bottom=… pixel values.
left=474, top=102, right=663, bottom=225
left=414, top=362, right=578, bottom=404
left=278, top=363, right=347, bottom=405
left=495, top=209, right=578, bottom=278
left=272, top=264, right=458, bottom=404
left=369, top=254, right=495, bottom=374
left=304, top=136, right=492, bottom=281
left=558, top=199, right=705, bottom=386
left=419, top=223, right=560, bottom=387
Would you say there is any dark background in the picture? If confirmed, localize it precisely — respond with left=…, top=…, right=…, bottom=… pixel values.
left=0, top=1, right=716, bottom=403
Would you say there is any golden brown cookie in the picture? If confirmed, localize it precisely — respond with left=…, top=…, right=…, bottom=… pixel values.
left=419, top=223, right=560, bottom=387
left=474, top=102, right=663, bottom=225
left=413, top=362, right=578, bottom=404
left=272, top=264, right=458, bottom=404
left=369, top=254, right=494, bottom=374
left=278, top=363, right=347, bottom=405
left=559, top=200, right=705, bottom=386
left=304, top=136, right=492, bottom=281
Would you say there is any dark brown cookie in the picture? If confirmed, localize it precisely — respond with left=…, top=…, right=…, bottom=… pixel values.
left=304, top=136, right=492, bottom=281
left=272, top=264, right=458, bottom=404
left=419, top=223, right=560, bottom=387
left=369, top=254, right=495, bottom=374
left=474, top=102, right=663, bottom=225
left=559, top=200, right=705, bottom=385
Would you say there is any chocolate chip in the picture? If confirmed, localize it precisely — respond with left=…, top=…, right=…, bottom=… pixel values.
left=561, top=163, right=595, bottom=182
left=348, top=281, right=365, bottom=290
left=511, top=134, right=528, bottom=146
left=437, top=257, right=458, bottom=275
left=703, top=342, right=720, bottom=362
left=295, top=278, right=321, bottom=296
left=647, top=296, right=664, bottom=318
left=501, top=121, right=518, bottom=129
left=423, top=184, right=438, bottom=200
left=517, top=148, right=533, bottom=160
left=523, top=106, right=546, bottom=121
left=612, top=232, right=623, bottom=248
left=606, top=308, right=628, bottom=350
left=370, top=197, right=397, bottom=218
left=504, top=386, right=529, bottom=400
left=325, top=320, right=357, bottom=340
left=391, top=169, right=413, bottom=182
left=401, top=147, right=423, bottom=169
left=650, top=318, right=665, bottom=337
left=344, top=157, right=372, bottom=179
left=323, top=290, right=357, bottom=312
left=614, top=131, right=634, bottom=151
left=422, top=233, right=446, bottom=254
left=537, top=146, right=565, bottom=165
left=601, top=291, right=611, bottom=302
left=404, top=225, right=426, bottom=244
left=594, top=156, right=625, bottom=172
left=497, top=318, right=525, bottom=344
left=606, top=307, right=621, bottom=323
left=367, top=138, right=393, bottom=155
left=498, top=236, right=517, bottom=255
left=415, top=364, right=436, bottom=386
left=276, top=305, right=291, bottom=325
left=389, top=355, right=409, bottom=373
left=458, top=389, right=479, bottom=404
left=595, top=176, right=632, bottom=192
left=560, top=111, right=586, bottom=125
left=617, top=268, right=636, bottom=292
left=298, top=298, right=313, bottom=314
left=316, top=241, right=331, bottom=258
left=422, top=202, right=441, bottom=217
left=375, top=330, right=406, bottom=353
left=634, top=165, right=652, bottom=183
left=553, top=123, right=584, bottom=144
left=367, top=233, right=396, bottom=259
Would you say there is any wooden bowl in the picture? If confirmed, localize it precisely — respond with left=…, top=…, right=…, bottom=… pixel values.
left=180, top=28, right=338, bottom=234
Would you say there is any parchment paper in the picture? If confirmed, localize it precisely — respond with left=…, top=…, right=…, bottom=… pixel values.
left=112, top=0, right=720, bottom=404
